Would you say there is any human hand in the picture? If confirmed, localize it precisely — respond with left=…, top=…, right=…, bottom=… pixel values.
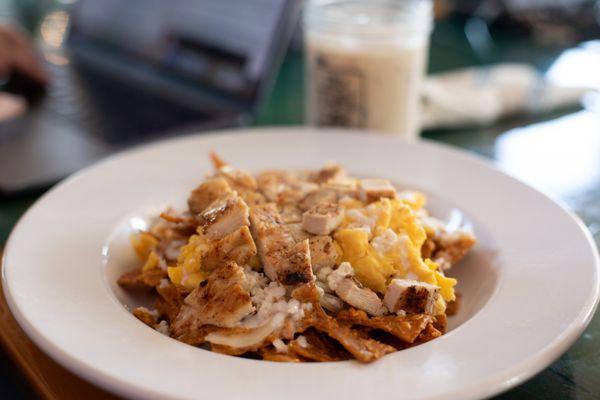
left=0, top=24, right=48, bottom=85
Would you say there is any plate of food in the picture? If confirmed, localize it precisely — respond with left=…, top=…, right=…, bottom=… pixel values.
left=3, top=128, right=599, bottom=400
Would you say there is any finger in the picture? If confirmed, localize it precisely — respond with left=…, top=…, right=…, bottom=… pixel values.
left=2, top=25, right=49, bottom=85
left=12, top=47, right=49, bottom=85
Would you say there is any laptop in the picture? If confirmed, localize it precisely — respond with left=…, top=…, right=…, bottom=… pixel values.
left=0, top=0, right=300, bottom=195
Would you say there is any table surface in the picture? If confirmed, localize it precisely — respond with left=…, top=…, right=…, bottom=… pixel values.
left=1, top=8, right=600, bottom=400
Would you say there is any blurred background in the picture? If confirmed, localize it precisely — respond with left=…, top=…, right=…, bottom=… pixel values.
left=0, top=0, right=599, bottom=399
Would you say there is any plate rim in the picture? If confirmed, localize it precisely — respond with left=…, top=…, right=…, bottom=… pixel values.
left=3, top=127, right=599, bottom=400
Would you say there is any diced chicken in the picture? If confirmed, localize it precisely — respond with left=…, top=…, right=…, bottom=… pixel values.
left=187, top=177, right=232, bottom=214
left=250, top=203, right=295, bottom=252
left=335, top=279, right=386, bottom=316
left=327, top=262, right=386, bottom=316
left=319, top=293, right=344, bottom=313
left=299, top=188, right=337, bottom=211
left=172, top=263, right=254, bottom=333
left=249, top=204, right=314, bottom=285
left=358, top=179, right=396, bottom=203
left=199, top=192, right=250, bottom=240
left=287, top=222, right=313, bottom=243
left=202, top=226, right=258, bottom=272
left=279, top=203, right=303, bottom=223
left=309, top=235, right=340, bottom=270
left=256, top=171, right=319, bottom=204
left=276, top=239, right=314, bottom=285
left=323, top=179, right=359, bottom=199
left=302, top=202, right=344, bottom=235
left=309, top=164, right=347, bottom=184
left=383, top=279, right=440, bottom=315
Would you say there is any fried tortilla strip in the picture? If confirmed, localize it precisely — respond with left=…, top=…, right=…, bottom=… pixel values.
left=446, top=293, right=461, bottom=316
left=288, top=329, right=351, bottom=362
left=202, top=226, right=257, bottom=272
left=187, top=177, right=233, bottom=214
left=172, top=262, right=254, bottom=334
left=426, top=230, right=476, bottom=270
left=177, top=326, right=217, bottom=346
left=310, top=306, right=395, bottom=363
left=132, top=307, right=158, bottom=329
left=155, top=282, right=185, bottom=323
left=209, top=152, right=265, bottom=206
left=260, top=347, right=304, bottom=362
left=118, top=268, right=166, bottom=290
left=413, top=323, right=443, bottom=345
left=327, top=323, right=395, bottom=363
left=337, top=308, right=433, bottom=344
left=433, top=314, right=447, bottom=333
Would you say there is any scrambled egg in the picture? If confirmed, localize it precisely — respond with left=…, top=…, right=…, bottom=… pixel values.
left=164, top=191, right=456, bottom=300
left=167, top=234, right=208, bottom=290
left=335, top=195, right=456, bottom=303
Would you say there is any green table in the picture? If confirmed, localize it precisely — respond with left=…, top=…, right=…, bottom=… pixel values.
left=1, top=9, right=599, bottom=399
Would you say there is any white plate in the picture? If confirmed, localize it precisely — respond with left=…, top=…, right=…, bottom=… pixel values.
left=3, top=128, right=599, bottom=400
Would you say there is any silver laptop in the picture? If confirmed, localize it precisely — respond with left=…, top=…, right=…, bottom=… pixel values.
left=0, top=0, right=300, bottom=194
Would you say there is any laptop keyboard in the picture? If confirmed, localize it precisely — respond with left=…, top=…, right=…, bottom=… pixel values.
left=39, top=61, right=212, bottom=144
left=41, top=62, right=107, bottom=135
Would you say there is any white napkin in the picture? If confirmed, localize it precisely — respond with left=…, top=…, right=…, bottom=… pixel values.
left=421, top=63, right=589, bottom=130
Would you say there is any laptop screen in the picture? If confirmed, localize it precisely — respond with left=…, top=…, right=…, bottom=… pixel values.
left=69, top=0, right=294, bottom=104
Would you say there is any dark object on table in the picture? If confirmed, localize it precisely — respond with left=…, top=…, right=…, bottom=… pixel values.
left=0, top=0, right=300, bottom=195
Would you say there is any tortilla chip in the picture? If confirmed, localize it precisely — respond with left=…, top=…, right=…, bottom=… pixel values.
left=288, top=329, right=351, bottom=362
left=337, top=308, right=432, bottom=343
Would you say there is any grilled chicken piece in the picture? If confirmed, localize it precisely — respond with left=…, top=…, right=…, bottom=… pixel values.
left=383, top=279, right=439, bottom=315
left=358, top=179, right=396, bottom=203
left=327, top=263, right=386, bottom=316
left=202, top=226, right=258, bottom=272
left=319, top=293, right=344, bottom=313
left=278, top=239, right=314, bottom=285
left=188, top=177, right=233, bottom=215
left=256, top=171, right=319, bottom=204
left=279, top=203, right=303, bottom=223
left=323, top=180, right=359, bottom=199
left=302, top=202, right=344, bottom=235
left=250, top=204, right=314, bottom=284
left=309, top=235, right=340, bottom=270
left=309, top=164, right=347, bottom=184
left=172, top=263, right=254, bottom=333
left=299, top=188, right=337, bottom=211
left=287, top=222, right=312, bottom=243
left=199, top=192, right=250, bottom=240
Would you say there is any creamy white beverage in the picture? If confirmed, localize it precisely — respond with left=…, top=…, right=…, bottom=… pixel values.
left=304, top=0, right=432, bottom=139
